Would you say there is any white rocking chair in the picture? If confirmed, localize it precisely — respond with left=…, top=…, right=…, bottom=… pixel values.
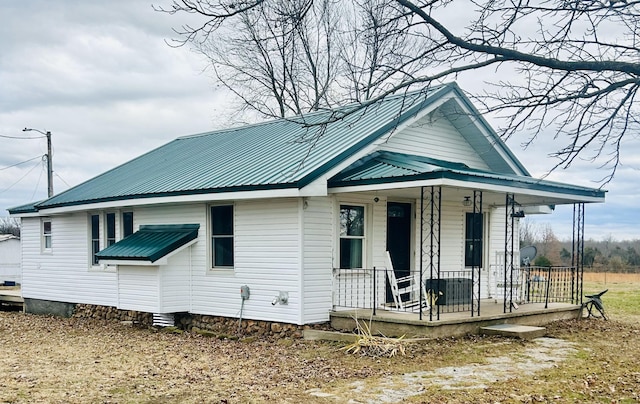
left=384, top=251, right=429, bottom=311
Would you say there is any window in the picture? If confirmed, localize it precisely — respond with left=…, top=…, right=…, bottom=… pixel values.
left=465, top=212, right=483, bottom=267
left=339, top=205, right=365, bottom=269
left=211, top=205, right=234, bottom=267
left=122, top=212, right=134, bottom=238
left=91, top=214, right=100, bottom=265
left=106, top=213, right=116, bottom=247
left=42, top=219, right=52, bottom=252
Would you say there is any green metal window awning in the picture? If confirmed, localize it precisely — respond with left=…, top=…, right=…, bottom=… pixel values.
left=96, top=224, right=199, bottom=266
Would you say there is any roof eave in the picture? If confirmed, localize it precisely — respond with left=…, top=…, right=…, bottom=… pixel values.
left=328, top=171, right=605, bottom=202
left=31, top=183, right=312, bottom=214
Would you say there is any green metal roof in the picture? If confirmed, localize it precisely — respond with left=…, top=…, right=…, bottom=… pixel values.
left=329, top=151, right=606, bottom=199
left=7, top=201, right=41, bottom=214
left=95, top=224, right=199, bottom=263
left=31, top=84, right=489, bottom=210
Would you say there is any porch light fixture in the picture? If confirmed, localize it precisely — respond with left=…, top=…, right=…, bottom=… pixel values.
left=462, top=196, right=472, bottom=207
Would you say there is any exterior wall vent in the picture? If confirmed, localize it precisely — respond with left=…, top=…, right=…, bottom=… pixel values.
left=152, top=313, right=175, bottom=327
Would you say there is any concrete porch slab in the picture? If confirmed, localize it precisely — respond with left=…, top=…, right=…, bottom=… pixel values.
left=331, top=301, right=580, bottom=339
left=480, top=324, right=547, bottom=339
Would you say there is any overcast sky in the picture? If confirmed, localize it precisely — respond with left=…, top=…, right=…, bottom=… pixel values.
left=1, top=0, right=638, bottom=241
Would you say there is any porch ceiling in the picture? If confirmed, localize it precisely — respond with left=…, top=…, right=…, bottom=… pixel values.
left=369, top=186, right=589, bottom=208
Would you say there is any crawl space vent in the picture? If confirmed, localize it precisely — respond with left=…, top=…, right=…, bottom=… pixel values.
left=152, top=313, right=175, bottom=327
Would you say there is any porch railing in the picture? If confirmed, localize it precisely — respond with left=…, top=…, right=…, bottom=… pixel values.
left=333, top=265, right=581, bottom=319
left=332, top=267, right=475, bottom=318
left=525, top=266, right=579, bottom=306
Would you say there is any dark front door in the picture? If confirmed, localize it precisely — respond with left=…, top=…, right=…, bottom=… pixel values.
left=386, top=202, right=412, bottom=302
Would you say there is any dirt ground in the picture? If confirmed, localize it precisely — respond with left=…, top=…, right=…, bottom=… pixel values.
left=1, top=276, right=639, bottom=403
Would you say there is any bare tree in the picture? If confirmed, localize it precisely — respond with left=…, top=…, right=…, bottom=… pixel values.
left=0, top=217, right=20, bottom=237
left=162, top=0, right=342, bottom=118
left=159, top=0, right=639, bottom=182
left=519, top=218, right=538, bottom=248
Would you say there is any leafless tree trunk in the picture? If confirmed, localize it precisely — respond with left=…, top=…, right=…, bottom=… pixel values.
left=158, top=0, right=640, bottom=183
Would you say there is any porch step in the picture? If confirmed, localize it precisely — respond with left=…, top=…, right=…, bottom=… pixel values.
left=480, top=324, right=546, bottom=340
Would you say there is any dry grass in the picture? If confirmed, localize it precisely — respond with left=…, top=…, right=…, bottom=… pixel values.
left=1, top=273, right=639, bottom=403
left=341, top=318, right=407, bottom=357
left=583, top=271, right=640, bottom=284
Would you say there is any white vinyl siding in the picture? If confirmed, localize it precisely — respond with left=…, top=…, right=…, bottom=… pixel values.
left=191, top=199, right=303, bottom=324
left=379, top=110, right=491, bottom=171
left=117, top=266, right=160, bottom=312
left=21, top=215, right=118, bottom=306
left=0, top=238, right=21, bottom=284
left=301, top=197, right=333, bottom=323
left=158, top=248, right=192, bottom=313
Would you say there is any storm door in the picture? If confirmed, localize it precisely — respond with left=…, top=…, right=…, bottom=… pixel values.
left=386, top=202, right=412, bottom=302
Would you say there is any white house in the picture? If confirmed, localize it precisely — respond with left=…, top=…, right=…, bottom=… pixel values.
left=0, top=234, right=21, bottom=285
left=9, top=83, right=605, bottom=326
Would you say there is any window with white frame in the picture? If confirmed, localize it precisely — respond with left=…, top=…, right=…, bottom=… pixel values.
left=106, top=212, right=116, bottom=247
left=210, top=205, right=234, bottom=268
left=41, top=219, right=52, bottom=252
left=122, top=211, right=134, bottom=238
left=339, top=205, right=365, bottom=269
left=88, top=211, right=133, bottom=267
left=90, top=214, right=100, bottom=265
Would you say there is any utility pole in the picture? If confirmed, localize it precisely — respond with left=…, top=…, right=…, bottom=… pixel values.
left=23, top=128, right=53, bottom=197
left=45, top=130, right=53, bottom=198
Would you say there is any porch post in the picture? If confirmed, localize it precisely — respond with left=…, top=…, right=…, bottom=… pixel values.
left=421, top=185, right=441, bottom=321
left=419, top=187, right=424, bottom=321
left=471, top=190, right=482, bottom=317
left=504, top=193, right=516, bottom=313
left=572, top=203, right=585, bottom=304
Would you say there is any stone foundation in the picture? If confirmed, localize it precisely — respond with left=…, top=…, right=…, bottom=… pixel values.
left=72, top=304, right=331, bottom=338
left=73, top=304, right=154, bottom=326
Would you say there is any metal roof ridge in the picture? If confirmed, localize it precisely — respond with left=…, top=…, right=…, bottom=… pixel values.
left=139, top=224, right=200, bottom=231
left=177, top=84, right=451, bottom=141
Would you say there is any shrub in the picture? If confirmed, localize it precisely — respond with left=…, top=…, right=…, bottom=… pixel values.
left=534, top=255, right=552, bottom=267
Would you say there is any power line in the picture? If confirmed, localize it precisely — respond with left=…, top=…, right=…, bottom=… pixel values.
left=0, top=155, right=43, bottom=171
left=0, top=160, right=42, bottom=195
left=30, top=163, right=45, bottom=201
left=54, top=172, right=71, bottom=188
left=0, top=133, right=45, bottom=140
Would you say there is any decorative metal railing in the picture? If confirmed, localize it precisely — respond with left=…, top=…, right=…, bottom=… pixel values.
left=488, top=264, right=581, bottom=308
left=332, top=267, right=475, bottom=320
left=333, top=264, right=581, bottom=319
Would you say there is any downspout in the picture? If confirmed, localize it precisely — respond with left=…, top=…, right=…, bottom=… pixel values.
left=189, top=244, right=193, bottom=313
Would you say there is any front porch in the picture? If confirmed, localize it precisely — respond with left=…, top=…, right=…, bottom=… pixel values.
left=329, top=169, right=597, bottom=335
left=332, top=262, right=586, bottom=337
left=331, top=301, right=581, bottom=339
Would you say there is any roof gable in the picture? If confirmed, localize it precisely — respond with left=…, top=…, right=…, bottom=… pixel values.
left=379, top=107, right=493, bottom=172
left=379, top=86, right=528, bottom=176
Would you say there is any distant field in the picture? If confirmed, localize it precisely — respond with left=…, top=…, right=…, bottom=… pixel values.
left=583, top=271, right=640, bottom=284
